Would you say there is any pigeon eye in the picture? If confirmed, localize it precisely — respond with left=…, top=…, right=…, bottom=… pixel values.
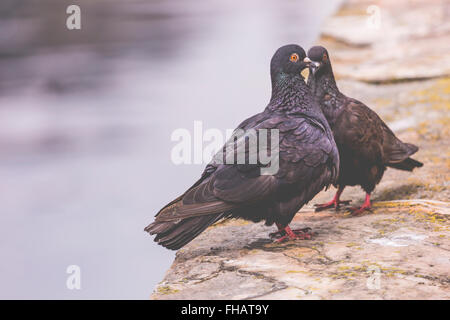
left=323, top=53, right=328, bottom=62
left=290, top=53, right=299, bottom=62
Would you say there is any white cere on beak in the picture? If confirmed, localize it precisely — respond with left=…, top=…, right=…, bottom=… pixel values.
left=303, top=57, right=320, bottom=67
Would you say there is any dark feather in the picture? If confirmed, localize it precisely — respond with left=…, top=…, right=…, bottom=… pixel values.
left=387, top=157, right=423, bottom=171
left=145, top=45, right=339, bottom=250
left=307, top=45, right=423, bottom=195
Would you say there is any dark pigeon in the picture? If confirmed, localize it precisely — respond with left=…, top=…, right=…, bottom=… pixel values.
left=305, top=45, right=423, bottom=214
left=144, top=44, right=339, bottom=250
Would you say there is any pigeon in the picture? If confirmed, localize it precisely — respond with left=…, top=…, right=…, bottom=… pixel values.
left=144, top=44, right=339, bottom=250
left=305, top=45, right=423, bottom=214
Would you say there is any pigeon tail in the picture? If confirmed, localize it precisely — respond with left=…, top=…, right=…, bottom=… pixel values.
left=387, top=157, right=423, bottom=172
left=385, top=140, right=420, bottom=163
left=145, top=210, right=227, bottom=250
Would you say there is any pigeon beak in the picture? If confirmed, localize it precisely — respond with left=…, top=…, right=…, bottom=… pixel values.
left=304, top=57, right=320, bottom=75
left=302, top=57, right=313, bottom=77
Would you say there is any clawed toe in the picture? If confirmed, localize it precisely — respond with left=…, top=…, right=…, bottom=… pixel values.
left=347, top=194, right=372, bottom=215
left=314, top=200, right=351, bottom=212
left=275, top=231, right=312, bottom=243
left=291, top=227, right=312, bottom=235
left=271, top=225, right=314, bottom=243
left=270, top=227, right=313, bottom=240
left=269, top=230, right=285, bottom=239
left=314, top=203, right=334, bottom=212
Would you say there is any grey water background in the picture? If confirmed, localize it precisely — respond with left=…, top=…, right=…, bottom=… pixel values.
left=0, top=0, right=342, bottom=299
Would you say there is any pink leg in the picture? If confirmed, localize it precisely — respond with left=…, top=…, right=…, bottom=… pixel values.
left=349, top=193, right=371, bottom=214
left=273, top=225, right=313, bottom=243
left=314, top=186, right=351, bottom=211
left=269, top=223, right=288, bottom=238
left=269, top=223, right=312, bottom=239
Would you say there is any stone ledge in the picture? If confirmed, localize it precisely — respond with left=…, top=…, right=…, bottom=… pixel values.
left=320, top=0, right=450, bottom=83
left=152, top=200, right=449, bottom=300
left=150, top=0, right=450, bottom=300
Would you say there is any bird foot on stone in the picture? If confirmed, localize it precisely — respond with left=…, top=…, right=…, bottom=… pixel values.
left=269, top=230, right=283, bottom=239
left=348, top=194, right=372, bottom=215
left=275, top=230, right=313, bottom=243
left=271, top=227, right=314, bottom=243
left=314, top=199, right=351, bottom=212
left=270, top=227, right=312, bottom=239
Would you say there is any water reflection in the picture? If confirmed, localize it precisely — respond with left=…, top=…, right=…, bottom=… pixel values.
left=0, top=0, right=341, bottom=298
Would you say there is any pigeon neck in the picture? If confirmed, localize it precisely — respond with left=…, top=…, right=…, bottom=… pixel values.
left=268, top=73, right=312, bottom=112
left=307, top=65, right=343, bottom=124
left=308, top=65, right=339, bottom=98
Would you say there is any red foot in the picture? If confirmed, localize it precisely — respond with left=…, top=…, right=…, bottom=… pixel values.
left=270, top=227, right=312, bottom=239
left=349, top=193, right=372, bottom=215
left=314, top=199, right=351, bottom=211
left=271, top=225, right=314, bottom=243
left=314, top=187, right=350, bottom=212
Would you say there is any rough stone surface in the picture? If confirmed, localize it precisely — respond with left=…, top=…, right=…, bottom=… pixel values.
left=321, top=0, right=450, bottom=83
left=151, top=0, right=450, bottom=300
left=153, top=200, right=449, bottom=299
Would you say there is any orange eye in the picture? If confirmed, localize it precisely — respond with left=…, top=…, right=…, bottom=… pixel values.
left=290, top=53, right=299, bottom=62
left=323, top=53, right=328, bottom=62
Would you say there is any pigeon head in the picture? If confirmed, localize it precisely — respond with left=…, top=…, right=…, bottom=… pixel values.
left=305, top=46, right=331, bottom=77
left=270, top=44, right=308, bottom=83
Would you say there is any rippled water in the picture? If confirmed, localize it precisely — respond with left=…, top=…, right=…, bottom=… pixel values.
left=0, top=0, right=341, bottom=299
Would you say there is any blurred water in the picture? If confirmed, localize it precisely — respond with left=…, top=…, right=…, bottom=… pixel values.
left=0, top=0, right=341, bottom=299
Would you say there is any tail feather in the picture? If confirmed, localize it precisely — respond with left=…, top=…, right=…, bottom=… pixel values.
left=387, top=157, right=423, bottom=172
left=386, top=142, right=419, bottom=163
left=403, top=143, right=419, bottom=155
left=145, top=212, right=227, bottom=250
left=161, top=216, right=217, bottom=249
